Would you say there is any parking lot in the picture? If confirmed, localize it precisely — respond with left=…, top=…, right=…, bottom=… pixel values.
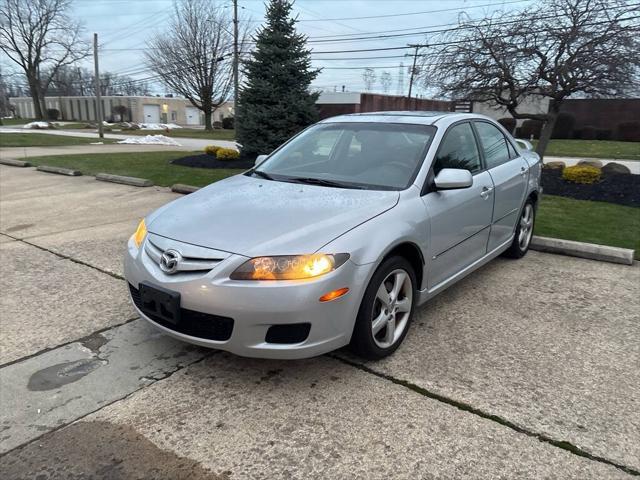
left=1, top=165, right=638, bottom=479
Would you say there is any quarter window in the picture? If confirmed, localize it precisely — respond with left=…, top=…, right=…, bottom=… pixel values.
left=475, top=122, right=511, bottom=168
left=433, top=123, right=482, bottom=174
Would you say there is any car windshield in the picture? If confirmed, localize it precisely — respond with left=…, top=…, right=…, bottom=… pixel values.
left=251, top=122, right=437, bottom=190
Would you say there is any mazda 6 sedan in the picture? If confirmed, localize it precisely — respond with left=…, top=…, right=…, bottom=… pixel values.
left=125, top=112, right=541, bottom=360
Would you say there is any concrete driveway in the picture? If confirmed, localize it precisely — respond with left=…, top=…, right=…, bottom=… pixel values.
left=0, top=165, right=638, bottom=479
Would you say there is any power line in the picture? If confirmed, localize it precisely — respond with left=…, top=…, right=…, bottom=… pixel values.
left=292, top=0, right=532, bottom=22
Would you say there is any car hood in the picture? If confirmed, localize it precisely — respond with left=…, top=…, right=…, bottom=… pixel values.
left=148, top=174, right=399, bottom=257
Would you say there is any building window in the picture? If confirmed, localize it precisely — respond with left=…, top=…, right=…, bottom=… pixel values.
left=171, top=111, right=177, bottom=121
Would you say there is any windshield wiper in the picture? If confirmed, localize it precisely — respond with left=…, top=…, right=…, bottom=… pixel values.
left=250, top=170, right=274, bottom=180
left=286, top=177, right=363, bottom=189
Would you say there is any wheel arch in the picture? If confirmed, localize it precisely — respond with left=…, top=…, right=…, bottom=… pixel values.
left=380, top=241, right=425, bottom=291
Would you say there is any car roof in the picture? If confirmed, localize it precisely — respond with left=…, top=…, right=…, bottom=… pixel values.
left=319, top=111, right=491, bottom=126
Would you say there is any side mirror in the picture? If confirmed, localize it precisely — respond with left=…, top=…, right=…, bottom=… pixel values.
left=434, top=168, right=473, bottom=190
left=255, top=154, right=268, bottom=167
left=514, top=139, right=533, bottom=151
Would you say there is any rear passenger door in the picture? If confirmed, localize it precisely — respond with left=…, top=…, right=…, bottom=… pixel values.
left=473, top=121, right=529, bottom=251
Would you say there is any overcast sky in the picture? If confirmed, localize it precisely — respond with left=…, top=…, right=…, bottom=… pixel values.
left=8, top=0, right=538, bottom=97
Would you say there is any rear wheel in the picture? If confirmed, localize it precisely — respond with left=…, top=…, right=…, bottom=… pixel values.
left=504, top=199, right=535, bottom=259
left=350, top=256, right=416, bottom=360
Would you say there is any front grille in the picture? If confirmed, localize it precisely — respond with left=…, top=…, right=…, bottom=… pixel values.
left=129, top=283, right=234, bottom=341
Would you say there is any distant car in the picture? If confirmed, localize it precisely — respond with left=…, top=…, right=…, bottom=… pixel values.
left=125, top=112, right=541, bottom=360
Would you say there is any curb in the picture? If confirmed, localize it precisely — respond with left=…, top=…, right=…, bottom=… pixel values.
left=36, top=165, right=81, bottom=176
left=0, top=158, right=31, bottom=167
left=96, top=173, right=153, bottom=187
left=171, top=183, right=200, bottom=194
left=530, top=236, right=634, bottom=266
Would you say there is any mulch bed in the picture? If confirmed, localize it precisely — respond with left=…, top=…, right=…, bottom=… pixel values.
left=171, top=153, right=255, bottom=170
left=542, top=169, right=640, bottom=207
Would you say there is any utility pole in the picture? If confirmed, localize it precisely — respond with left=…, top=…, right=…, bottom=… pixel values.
left=407, top=44, right=421, bottom=99
left=93, top=33, right=104, bottom=139
left=233, top=0, right=239, bottom=128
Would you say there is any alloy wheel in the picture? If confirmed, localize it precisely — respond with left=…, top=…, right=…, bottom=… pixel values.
left=371, top=269, right=413, bottom=349
left=518, top=203, right=534, bottom=250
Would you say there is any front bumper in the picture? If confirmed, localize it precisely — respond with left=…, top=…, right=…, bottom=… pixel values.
left=124, top=236, right=371, bottom=359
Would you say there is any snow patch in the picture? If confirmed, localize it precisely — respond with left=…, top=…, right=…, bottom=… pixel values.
left=22, top=121, right=53, bottom=129
left=117, top=135, right=182, bottom=146
left=139, top=123, right=183, bottom=130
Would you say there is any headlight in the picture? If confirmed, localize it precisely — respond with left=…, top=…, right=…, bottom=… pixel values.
left=132, top=218, right=147, bottom=248
left=230, top=253, right=349, bottom=280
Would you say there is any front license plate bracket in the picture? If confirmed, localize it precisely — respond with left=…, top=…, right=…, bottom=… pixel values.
left=139, top=282, right=181, bottom=325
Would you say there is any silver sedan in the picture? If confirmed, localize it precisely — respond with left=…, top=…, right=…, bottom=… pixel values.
left=124, top=112, right=541, bottom=359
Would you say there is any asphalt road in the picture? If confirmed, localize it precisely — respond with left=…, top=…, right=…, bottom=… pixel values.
left=1, top=165, right=638, bottom=479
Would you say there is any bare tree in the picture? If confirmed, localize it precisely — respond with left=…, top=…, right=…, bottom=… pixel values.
left=362, top=68, right=376, bottom=92
left=0, top=0, right=90, bottom=119
left=421, top=0, right=640, bottom=157
left=145, top=0, right=249, bottom=130
left=380, top=71, right=392, bottom=93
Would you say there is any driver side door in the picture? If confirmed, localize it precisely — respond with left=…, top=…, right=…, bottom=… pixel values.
left=422, top=122, right=495, bottom=290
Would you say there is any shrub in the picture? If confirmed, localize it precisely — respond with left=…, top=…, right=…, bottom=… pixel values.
left=46, top=108, right=60, bottom=120
left=616, top=121, right=640, bottom=142
left=519, top=119, right=543, bottom=139
left=595, top=129, right=612, bottom=141
left=497, top=117, right=516, bottom=134
left=551, top=113, right=575, bottom=139
left=212, top=121, right=223, bottom=129
left=580, top=126, right=597, bottom=140
left=222, top=116, right=235, bottom=130
left=515, top=126, right=523, bottom=138
left=562, top=165, right=601, bottom=184
left=215, top=147, right=240, bottom=160
left=204, top=145, right=221, bottom=156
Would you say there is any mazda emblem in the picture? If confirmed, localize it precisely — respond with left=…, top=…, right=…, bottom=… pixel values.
left=159, top=249, right=181, bottom=274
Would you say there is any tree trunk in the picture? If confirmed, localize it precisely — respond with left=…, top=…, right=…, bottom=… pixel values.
left=204, top=110, right=213, bottom=131
left=27, top=77, right=45, bottom=119
left=535, top=108, right=559, bottom=160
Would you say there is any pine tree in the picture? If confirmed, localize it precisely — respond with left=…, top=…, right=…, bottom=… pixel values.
left=237, top=0, right=320, bottom=157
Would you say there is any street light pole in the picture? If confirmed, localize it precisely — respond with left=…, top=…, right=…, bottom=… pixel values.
left=93, top=33, right=104, bottom=139
left=407, top=44, right=420, bottom=99
left=233, top=0, right=239, bottom=126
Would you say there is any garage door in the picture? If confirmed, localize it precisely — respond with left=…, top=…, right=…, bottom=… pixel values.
left=143, top=104, right=160, bottom=124
left=185, top=107, right=201, bottom=126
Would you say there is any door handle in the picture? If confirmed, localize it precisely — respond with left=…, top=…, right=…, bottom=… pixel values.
left=480, top=186, right=493, bottom=199
left=520, top=166, right=527, bottom=177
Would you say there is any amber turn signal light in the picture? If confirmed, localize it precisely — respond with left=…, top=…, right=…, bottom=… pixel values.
left=319, top=287, right=349, bottom=302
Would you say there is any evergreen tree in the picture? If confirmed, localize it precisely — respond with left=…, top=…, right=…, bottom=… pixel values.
left=237, top=0, right=320, bottom=157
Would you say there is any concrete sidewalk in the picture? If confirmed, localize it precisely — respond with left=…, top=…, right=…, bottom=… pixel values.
left=1, top=165, right=638, bottom=479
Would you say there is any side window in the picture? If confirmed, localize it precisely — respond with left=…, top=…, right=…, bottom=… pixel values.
left=475, top=122, right=511, bottom=168
left=506, top=139, right=520, bottom=159
left=434, top=123, right=482, bottom=174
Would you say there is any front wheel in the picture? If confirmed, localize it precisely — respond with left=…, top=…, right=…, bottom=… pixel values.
left=504, top=199, right=535, bottom=259
left=350, top=256, right=416, bottom=360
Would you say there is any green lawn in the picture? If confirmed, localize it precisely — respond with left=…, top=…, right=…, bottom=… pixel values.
left=0, top=133, right=115, bottom=147
left=536, top=195, right=640, bottom=259
left=537, top=139, right=640, bottom=160
left=0, top=117, right=35, bottom=126
left=26, top=151, right=244, bottom=187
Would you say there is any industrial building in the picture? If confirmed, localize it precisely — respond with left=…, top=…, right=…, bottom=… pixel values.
left=9, top=95, right=234, bottom=126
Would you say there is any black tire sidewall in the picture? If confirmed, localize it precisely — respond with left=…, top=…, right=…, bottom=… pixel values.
left=507, top=199, right=535, bottom=258
left=351, top=256, right=417, bottom=360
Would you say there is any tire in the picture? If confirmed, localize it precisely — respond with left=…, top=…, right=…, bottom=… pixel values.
left=504, top=199, right=535, bottom=259
left=350, top=256, right=417, bottom=360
